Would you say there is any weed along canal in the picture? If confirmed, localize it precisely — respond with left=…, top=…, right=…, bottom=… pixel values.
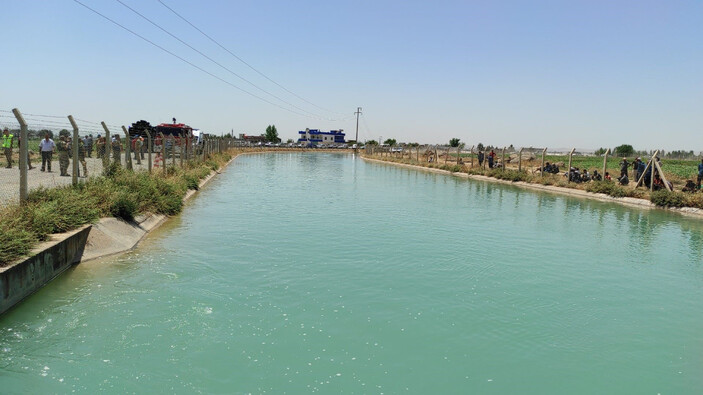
left=1, top=152, right=702, bottom=393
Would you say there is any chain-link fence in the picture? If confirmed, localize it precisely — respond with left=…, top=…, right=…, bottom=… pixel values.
left=0, top=108, right=241, bottom=207
left=365, top=144, right=699, bottom=192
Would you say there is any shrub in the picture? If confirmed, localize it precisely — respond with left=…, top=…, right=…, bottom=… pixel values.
left=650, top=190, right=687, bottom=207
left=110, top=191, right=139, bottom=221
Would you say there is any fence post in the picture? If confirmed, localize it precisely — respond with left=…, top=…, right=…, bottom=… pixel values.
left=145, top=129, right=152, bottom=174
left=12, top=109, right=29, bottom=203
left=567, top=148, right=575, bottom=183
left=541, top=147, right=547, bottom=177
left=501, top=147, right=506, bottom=172
left=470, top=145, right=474, bottom=168
left=160, top=133, right=167, bottom=176
left=602, top=148, right=610, bottom=180
left=650, top=154, right=656, bottom=192
left=170, top=135, right=176, bottom=169
left=122, top=126, right=132, bottom=171
left=68, top=115, right=79, bottom=185
left=518, top=147, right=524, bottom=172
left=179, top=133, right=184, bottom=168
left=652, top=156, right=672, bottom=191
left=101, top=122, right=111, bottom=171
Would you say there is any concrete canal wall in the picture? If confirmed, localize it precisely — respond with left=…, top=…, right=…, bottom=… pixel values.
left=0, top=153, right=239, bottom=316
left=1, top=226, right=91, bottom=315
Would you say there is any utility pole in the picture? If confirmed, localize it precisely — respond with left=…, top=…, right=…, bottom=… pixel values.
left=354, top=107, right=362, bottom=152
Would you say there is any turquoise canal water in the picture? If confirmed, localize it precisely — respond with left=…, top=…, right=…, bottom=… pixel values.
left=1, top=153, right=703, bottom=393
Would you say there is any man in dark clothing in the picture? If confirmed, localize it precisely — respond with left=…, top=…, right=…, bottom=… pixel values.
left=697, top=159, right=703, bottom=189
left=478, top=151, right=484, bottom=167
left=620, top=158, right=629, bottom=179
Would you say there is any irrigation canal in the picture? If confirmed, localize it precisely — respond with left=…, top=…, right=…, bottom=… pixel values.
left=1, top=152, right=701, bottom=393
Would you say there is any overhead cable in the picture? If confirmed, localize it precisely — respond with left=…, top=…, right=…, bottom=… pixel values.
left=115, top=0, right=326, bottom=120
left=157, top=0, right=346, bottom=117
left=72, top=0, right=320, bottom=118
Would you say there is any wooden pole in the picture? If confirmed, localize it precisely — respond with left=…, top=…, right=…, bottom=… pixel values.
left=602, top=148, right=610, bottom=180
left=101, top=122, right=110, bottom=171
left=518, top=147, right=524, bottom=172
left=470, top=145, right=475, bottom=168
left=652, top=156, right=672, bottom=191
left=635, top=150, right=658, bottom=188
left=501, top=147, right=506, bottom=172
left=145, top=129, right=152, bottom=174
left=541, top=147, right=547, bottom=177
left=567, top=148, right=575, bottom=183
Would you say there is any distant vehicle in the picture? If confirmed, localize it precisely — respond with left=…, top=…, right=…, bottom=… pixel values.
left=390, top=147, right=403, bottom=152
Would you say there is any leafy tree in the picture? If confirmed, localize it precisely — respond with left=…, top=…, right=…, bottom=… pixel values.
left=476, top=143, right=484, bottom=152
left=449, top=138, right=461, bottom=147
left=614, top=144, right=634, bottom=157
left=265, top=125, right=280, bottom=142
left=594, top=147, right=607, bottom=156
left=408, top=142, right=420, bottom=147
left=366, top=140, right=378, bottom=145
left=383, top=138, right=397, bottom=146
left=286, top=139, right=293, bottom=144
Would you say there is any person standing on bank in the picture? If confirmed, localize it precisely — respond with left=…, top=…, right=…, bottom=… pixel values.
left=2, top=128, right=13, bottom=168
left=58, top=135, right=70, bottom=176
left=17, top=134, right=35, bottom=170
left=86, top=134, right=94, bottom=158
left=697, top=158, right=703, bottom=190
left=77, top=138, right=88, bottom=177
left=112, top=134, right=122, bottom=165
left=134, top=135, right=143, bottom=165
left=39, top=133, right=56, bottom=172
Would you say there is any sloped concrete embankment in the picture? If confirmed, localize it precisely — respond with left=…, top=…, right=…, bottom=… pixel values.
left=0, top=155, right=236, bottom=316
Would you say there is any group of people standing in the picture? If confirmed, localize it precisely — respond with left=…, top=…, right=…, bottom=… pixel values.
left=477, top=149, right=498, bottom=168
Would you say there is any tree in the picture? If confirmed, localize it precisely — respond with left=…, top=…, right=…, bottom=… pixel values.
left=265, top=125, right=280, bottom=142
left=286, top=139, right=293, bottom=144
left=477, top=143, right=484, bottom=152
left=449, top=138, right=461, bottom=147
left=614, top=144, right=634, bottom=157
left=383, top=138, right=397, bottom=146
left=594, top=147, right=607, bottom=156
left=366, top=140, right=378, bottom=145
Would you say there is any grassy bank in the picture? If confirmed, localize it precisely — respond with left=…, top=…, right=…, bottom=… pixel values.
left=0, top=153, right=232, bottom=266
left=364, top=154, right=703, bottom=211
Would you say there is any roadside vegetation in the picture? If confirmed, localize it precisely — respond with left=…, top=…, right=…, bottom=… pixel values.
left=364, top=153, right=703, bottom=211
left=0, top=153, right=231, bottom=266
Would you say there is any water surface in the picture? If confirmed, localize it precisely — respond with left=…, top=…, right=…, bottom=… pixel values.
left=1, top=153, right=702, bottom=393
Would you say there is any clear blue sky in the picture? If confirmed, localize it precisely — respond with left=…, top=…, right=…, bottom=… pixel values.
left=1, top=0, right=701, bottom=151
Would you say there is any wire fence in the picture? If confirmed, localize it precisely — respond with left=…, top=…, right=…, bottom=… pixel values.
left=365, top=144, right=703, bottom=193
left=1, top=108, right=238, bottom=206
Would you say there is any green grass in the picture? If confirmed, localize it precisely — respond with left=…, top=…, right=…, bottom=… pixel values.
left=0, top=152, right=232, bottom=266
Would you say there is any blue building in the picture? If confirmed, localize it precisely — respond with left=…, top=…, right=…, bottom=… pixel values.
left=298, top=128, right=345, bottom=146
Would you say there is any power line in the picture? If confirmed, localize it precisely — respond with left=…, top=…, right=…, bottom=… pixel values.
left=72, top=0, right=319, bottom=119
left=115, top=0, right=326, bottom=120
left=157, top=0, right=346, bottom=118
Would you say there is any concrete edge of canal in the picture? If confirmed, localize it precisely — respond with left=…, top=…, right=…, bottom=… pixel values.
left=0, top=154, right=239, bottom=316
left=361, top=156, right=703, bottom=220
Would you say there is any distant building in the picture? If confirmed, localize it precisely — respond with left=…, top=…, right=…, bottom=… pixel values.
left=238, top=133, right=267, bottom=144
left=298, top=128, right=345, bottom=146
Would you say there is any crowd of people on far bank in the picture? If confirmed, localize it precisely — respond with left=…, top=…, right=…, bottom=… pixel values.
left=2, top=127, right=147, bottom=177
left=467, top=146, right=703, bottom=193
